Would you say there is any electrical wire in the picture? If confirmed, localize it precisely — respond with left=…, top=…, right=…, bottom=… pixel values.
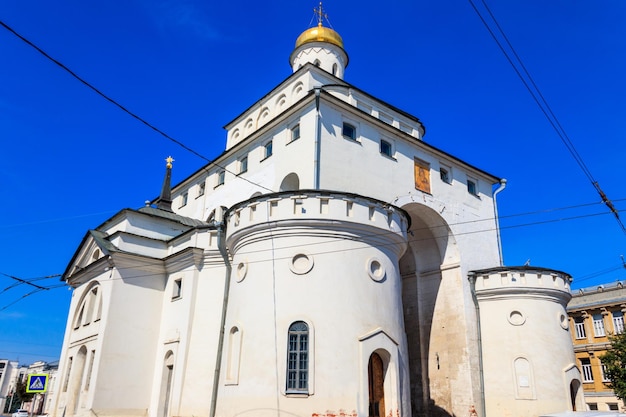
left=2, top=202, right=623, bottom=311
left=0, top=19, right=275, bottom=194
left=468, top=0, right=625, bottom=233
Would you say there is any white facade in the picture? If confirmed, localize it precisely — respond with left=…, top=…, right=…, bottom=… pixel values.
left=49, top=14, right=582, bottom=417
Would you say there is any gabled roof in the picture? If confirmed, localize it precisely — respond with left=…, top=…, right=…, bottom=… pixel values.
left=62, top=206, right=212, bottom=281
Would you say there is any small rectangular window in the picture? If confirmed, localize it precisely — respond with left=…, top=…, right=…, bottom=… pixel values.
left=588, top=403, right=598, bottom=410
left=291, top=124, right=300, bottom=142
left=414, top=159, right=431, bottom=194
left=264, top=141, right=273, bottom=159
left=380, top=140, right=393, bottom=157
left=239, top=157, right=248, bottom=174
left=467, top=179, right=478, bottom=196
left=216, top=170, right=225, bottom=187
left=179, top=192, right=188, bottom=208
left=172, top=278, right=182, bottom=300
left=198, top=182, right=205, bottom=197
left=609, top=403, right=619, bottom=411
left=440, top=165, right=451, bottom=184
left=342, top=122, right=356, bottom=141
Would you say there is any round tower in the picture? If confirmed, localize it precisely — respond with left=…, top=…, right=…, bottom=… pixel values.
left=218, top=190, right=410, bottom=417
left=290, top=4, right=348, bottom=78
left=469, top=266, right=584, bottom=417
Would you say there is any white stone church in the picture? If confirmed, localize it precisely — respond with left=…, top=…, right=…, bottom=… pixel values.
left=49, top=7, right=584, bottom=417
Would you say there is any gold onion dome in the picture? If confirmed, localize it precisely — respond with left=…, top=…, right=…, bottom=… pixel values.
left=295, top=22, right=344, bottom=50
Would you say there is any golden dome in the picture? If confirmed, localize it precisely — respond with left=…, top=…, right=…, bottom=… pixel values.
left=295, top=23, right=344, bottom=50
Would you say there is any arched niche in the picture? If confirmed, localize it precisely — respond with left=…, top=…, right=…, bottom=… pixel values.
left=398, top=202, right=460, bottom=416
left=279, top=173, right=300, bottom=191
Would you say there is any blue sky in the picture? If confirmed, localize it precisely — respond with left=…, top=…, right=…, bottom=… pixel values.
left=1, top=1, right=625, bottom=365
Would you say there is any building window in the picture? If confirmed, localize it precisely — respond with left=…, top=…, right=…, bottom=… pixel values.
left=179, top=192, right=188, bottom=208
left=588, top=403, right=598, bottom=410
left=342, top=122, right=356, bottom=141
left=172, top=278, right=182, bottom=300
left=380, top=140, right=393, bottom=157
left=574, top=317, right=586, bottom=339
left=239, top=157, right=248, bottom=174
left=197, top=182, right=205, bottom=197
left=414, top=159, right=431, bottom=194
left=63, top=357, right=73, bottom=392
left=216, top=170, right=225, bottom=187
left=593, top=314, right=605, bottom=337
left=264, top=141, right=273, bottom=159
left=601, top=362, right=610, bottom=382
left=608, top=403, right=619, bottom=411
left=467, top=179, right=478, bottom=196
left=613, top=311, right=624, bottom=334
left=440, top=165, right=451, bottom=184
left=291, top=124, right=300, bottom=142
left=581, top=358, right=593, bottom=382
left=85, top=350, right=96, bottom=391
left=286, top=321, right=309, bottom=392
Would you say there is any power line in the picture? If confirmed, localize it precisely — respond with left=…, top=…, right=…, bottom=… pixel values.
left=0, top=18, right=275, bottom=194
left=468, top=0, right=625, bottom=233
left=2, top=201, right=623, bottom=311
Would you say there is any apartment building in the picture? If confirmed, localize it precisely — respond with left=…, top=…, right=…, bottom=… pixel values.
left=568, top=282, right=626, bottom=412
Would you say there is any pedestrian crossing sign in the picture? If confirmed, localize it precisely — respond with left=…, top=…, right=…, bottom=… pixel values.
left=26, top=373, right=48, bottom=393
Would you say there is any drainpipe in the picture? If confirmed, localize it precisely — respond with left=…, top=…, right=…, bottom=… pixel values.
left=493, top=179, right=507, bottom=266
left=313, top=87, right=322, bottom=190
left=468, top=272, right=486, bottom=417
left=209, top=211, right=232, bottom=417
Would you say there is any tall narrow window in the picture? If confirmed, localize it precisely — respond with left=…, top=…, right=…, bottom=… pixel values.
left=216, top=171, right=225, bottom=187
left=179, top=192, right=188, bottom=208
left=414, top=159, right=431, bottom=193
left=286, top=321, right=309, bottom=392
left=592, top=314, right=605, bottom=337
left=85, top=350, right=96, bottom=390
left=198, top=182, right=206, bottom=197
left=172, top=278, right=182, bottom=300
left=264, top=141, right=273, bottom=159
left=613, top=311, right=624, bottom=334
left=291, top=124, right=300, bottom=142
left=574, top=317, right=586, bottom=339
left=440, top=164, right=451, bottom=184
left=239, top=157, right=248, bottom=174
left=580, top=358, right=593, bottom=382
left=467, top=179, right=478, bottom=196
left=601, top=361, right=610, bottom=382
left=63, top=357, right=73, bottom=392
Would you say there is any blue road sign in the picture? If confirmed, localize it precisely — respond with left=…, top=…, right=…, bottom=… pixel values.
left=26, top=374, right=48, bottom=393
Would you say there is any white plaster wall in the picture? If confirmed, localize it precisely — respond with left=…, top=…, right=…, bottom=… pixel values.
left=216, top=193, right=410, bottom=417
left=475, top=270, right=578, bottom=417
left=88, top=267, right=165, bottom=415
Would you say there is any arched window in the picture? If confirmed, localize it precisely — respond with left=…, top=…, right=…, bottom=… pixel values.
left=286, top=321, right=308, bottom=392
left=332, top=63, right=338, bottom=75
left=313, top=59, right=321, bottom=67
